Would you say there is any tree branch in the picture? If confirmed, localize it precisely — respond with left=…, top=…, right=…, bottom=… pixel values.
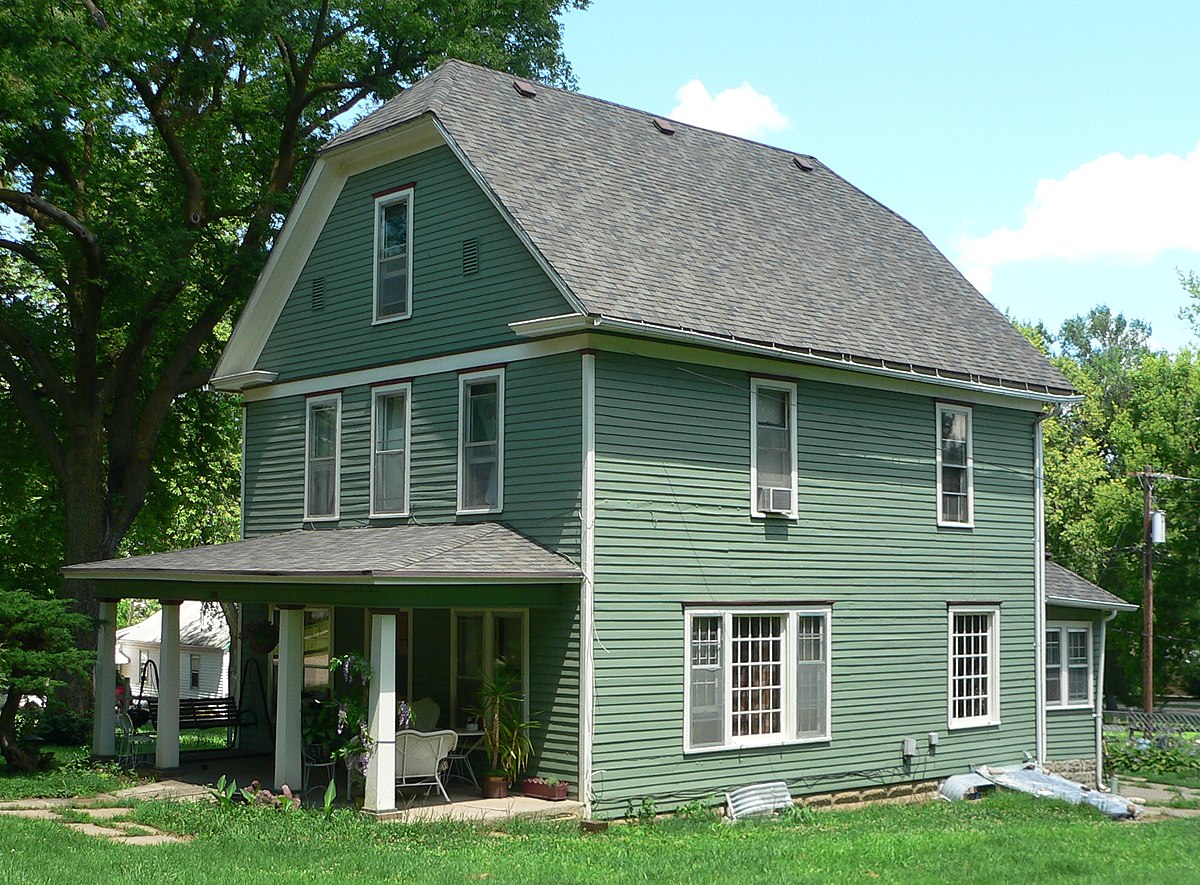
left=126, top=77, right=205, bottom=223
left=0, top=238, right=71, bottom=294
left=0, top=346, right=67, bottom=482
left=0, top=190, right=101, bottom=268
left=0, top=313, right=76, bottom=412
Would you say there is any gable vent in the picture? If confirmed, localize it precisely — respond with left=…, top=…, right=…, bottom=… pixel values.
left=652, top=117, right=676, bottom=135
left=793, top=156, right=815, bottom=173
left=311, top=276, right=325, bottom=310
left=512, top=79, right=537, bottom=98
left=462, top=238, right=479, bottom=275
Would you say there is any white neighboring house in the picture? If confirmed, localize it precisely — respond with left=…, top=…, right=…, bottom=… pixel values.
left=117, top=601, right=230, bottom=699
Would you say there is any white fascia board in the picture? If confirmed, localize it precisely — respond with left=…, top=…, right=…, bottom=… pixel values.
left=430, top=117, right=588, bottom=318
left=215, top=117, right=446, bottom=381
left=512, top=312, right=1080, bottom=409
left=65, top=568, right=577, bottom=586
left=1046, top=594, right=1139, bottom=613
left=209, top=370, right=279, bottom=392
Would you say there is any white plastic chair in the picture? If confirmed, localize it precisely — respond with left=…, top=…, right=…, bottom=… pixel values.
left=117, top=710, right=155, bottom=768
left=395, top=729, right=457, bottom=803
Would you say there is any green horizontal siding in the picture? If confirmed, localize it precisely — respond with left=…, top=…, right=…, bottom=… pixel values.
left=257, top=145, right=571, bottom=382
left=1045, top=605, right=1103, bottom=762
left=590, top=351, right=1039, bottom=815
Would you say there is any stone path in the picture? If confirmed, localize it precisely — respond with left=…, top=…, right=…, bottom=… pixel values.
left=0, top=796, right=190, bottom=845
left=1117, top=777, right=1200, bottom=821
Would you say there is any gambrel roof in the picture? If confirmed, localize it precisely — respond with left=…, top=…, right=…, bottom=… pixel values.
left=312, top=60, right=1073, bottom=397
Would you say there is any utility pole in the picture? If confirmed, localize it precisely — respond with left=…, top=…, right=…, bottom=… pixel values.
left=1139, top=466, right=1156, bottom=715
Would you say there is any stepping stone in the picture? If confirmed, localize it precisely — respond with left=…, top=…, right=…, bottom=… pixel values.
left=64, top=822, right=126, bottom=838
left=0, top=808, right=59, bottom=820
left=80, top=806, right=134, bottom=820
left=113, top=833, right=191, bottom=846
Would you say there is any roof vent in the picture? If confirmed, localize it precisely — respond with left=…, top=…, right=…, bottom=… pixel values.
left=512, top=79, right=537, bottom=98
left=462, top=238, right=479, bottom=276
left=652, top=117, right=676, bottom=135
left=311, top=276, right=325, bottom=311
left=793, top=156, right=815, bottom=173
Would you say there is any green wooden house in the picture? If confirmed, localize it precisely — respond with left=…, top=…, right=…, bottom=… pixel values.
left=68, top=60, right=1132, bottom=817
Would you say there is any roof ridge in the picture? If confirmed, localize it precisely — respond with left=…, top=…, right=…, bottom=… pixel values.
left=381, top=522, right=499, bottom=570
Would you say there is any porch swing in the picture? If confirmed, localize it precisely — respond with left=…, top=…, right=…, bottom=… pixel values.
left=137, top=657, right=266, bottom=742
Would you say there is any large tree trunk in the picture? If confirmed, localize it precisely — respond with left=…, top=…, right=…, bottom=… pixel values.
left=0, top=689, right=43, bottom=772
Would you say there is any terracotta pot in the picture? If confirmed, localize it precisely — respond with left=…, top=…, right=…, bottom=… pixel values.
left=482, top=775, right=509, bottom=799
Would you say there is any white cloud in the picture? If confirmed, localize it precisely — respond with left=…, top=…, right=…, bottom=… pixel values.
left=668, top=79, right=790, bottom=140
left=958, top=144, right=1200, bottom=292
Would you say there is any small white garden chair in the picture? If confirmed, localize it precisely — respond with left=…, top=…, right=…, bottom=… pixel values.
left=117, top=710, right=155, bottom=768
left=395, top=728, right=457, bottom=803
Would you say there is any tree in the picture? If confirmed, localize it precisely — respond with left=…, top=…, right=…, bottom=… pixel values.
left=0, top=0, right=587, bottom=708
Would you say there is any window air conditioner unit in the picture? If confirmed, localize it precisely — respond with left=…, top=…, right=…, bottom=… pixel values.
left=758, top=486, right=793, bottom=514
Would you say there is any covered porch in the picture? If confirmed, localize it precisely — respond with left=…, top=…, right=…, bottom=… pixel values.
left=64, top=523, right=583, bottom=817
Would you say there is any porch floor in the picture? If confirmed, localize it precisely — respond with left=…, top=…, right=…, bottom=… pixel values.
left=125, top=751, right=585, bottom=824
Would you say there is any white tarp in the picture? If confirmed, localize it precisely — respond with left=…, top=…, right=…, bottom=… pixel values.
left=971, top=765, right=1137, bottom=819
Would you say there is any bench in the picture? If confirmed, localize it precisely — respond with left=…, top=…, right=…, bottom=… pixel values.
left=724, top=781, right=794, bottom=822
left=146, top=697, right=257, bottom=732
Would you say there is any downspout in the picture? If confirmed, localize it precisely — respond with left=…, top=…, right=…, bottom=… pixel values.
left=579, top=352, right=597, bottom=815
left=1034, top=415, right=1047, bottom=767
left=1096, top=609, right=1118, bottom=788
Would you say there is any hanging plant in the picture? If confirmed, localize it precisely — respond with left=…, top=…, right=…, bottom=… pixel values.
left=241, top=617, right=279, bottom=655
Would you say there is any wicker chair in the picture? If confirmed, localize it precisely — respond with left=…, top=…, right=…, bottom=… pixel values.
left=395, top=728, right=457, bottom=803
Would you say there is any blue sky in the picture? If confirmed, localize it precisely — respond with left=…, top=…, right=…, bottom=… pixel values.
left=560, top=1, right=1200, bottom=351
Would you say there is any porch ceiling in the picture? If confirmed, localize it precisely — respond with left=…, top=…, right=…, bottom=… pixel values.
left=63, top=523, right=582, bottom=597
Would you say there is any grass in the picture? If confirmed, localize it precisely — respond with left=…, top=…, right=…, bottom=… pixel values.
left=1124, top=770, right=1200, bottom=791
left=0, top=746, right=144, bottom=800
left=0, top=791, right=1198, bottom=884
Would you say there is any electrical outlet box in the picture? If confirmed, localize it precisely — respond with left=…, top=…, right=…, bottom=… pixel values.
left=902, top=737, right=917, bottom=758
left=928, top=731, right=939, bottom=748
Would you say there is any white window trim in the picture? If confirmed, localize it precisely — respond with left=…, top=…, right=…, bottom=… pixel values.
left=947, top=604, right=1000, bottom=730
left=303, top=393, right=341, bottom=522
left=456, top=368, right=505, bottom=515
left=750, top=378, right=799, bottom=519
left=371, top=188, right=415, bottom=325
left=936, top=402, right=974, bottom=527
left=683, top=605, right=832, bottom=754
left=1045, top=621, right=1094, bottom=711
left=369, top=381, right=412, bottom=518
left=449, top=609, right=530, bottom=727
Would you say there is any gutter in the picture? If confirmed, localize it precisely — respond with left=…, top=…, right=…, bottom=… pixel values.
left=1096, top=609, right=1120, bottom=788
left=510, top=314, right=1082, bottom=405
left=1045, top=594, right=1139, bottom=613
left=1034, top=415, right=1047, bottom=767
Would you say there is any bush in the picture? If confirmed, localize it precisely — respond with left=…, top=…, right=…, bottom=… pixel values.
left=36, top=705, right=92, bottom=745
left=1106, top=734, right=1200, bottom=775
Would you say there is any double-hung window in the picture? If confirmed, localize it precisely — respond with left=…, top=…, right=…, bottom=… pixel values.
left=750, top=379, right=798, bottom=517
left=685, top=607, right=831, bottom=751
left=370, top=383, right=411, bottom=517
left=948, top=605, right=999, bottom=728
left=936, top=403, right=973, bottom=526
left=304, top=394, right=340, bottom=520
left=1045, top=623, right=1092, bottom=708
left=373, top=188, right=414, bottom=323
left=189, top=655, right=201, bottom=690
left=458, top=369, right=504, bottom=513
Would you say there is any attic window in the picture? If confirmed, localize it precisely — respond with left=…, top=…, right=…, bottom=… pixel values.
left=653, top=118, right=676, bottom=135
left=512, top=79, right=537, bottom=98
left=311, top=277, right=325, bottom=311
left=793, top=156, right=815, bottom=173
left=462, top=238, right=479, bottom=275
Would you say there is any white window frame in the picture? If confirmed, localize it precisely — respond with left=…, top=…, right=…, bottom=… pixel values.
left=303, top=393, right=341, bottom=521
left=268, top=605, right=335, bottom=699
left=457, top=368, right=505, bottom=515
left=1045, top=621, right=1093, bottom=710
left=947, top=604, right=1000, bottom=729
left=750, top=378, right=799, bottom=518
left=449, top=609, right=530, bottom=728
left=189, top=654, right=201, bottom=690
left=936, top=402, right=974, bottom=527
left=683, top=606, right=832, bottom=753
left=371, top=188, right=415, bottom=325
left=369, top=382, right=412, bottom=518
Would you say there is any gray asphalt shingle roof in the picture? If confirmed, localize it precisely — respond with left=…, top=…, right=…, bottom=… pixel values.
left=64, top=523, right=581, bottom=582
left=117, top=600, right=230, bottom=648
left=326, top=60, right=1073, bottom=396
left=1045, top=560, right=1137, bottom=611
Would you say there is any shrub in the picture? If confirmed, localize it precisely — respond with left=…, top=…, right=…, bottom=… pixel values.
left=36, top=705, right=92, bottom=745
left=1105, top=734, right=1200, bottom=775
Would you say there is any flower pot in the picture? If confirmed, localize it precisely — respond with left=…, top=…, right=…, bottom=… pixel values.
left=523, top=778, right=569, bottom=801
left=482, top=775, right=509, bottom=799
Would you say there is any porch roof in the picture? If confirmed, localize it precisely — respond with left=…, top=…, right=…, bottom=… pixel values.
left=63, top=523, right=582, bottom=585
left=1045, top=560, right=1138, bottom=612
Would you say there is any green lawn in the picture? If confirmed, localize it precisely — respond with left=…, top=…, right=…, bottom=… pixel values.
left=0, top=792, right=1197, bottom=884
left=1124, top=770, right=1200, bottom=791
left=0, top=746, right=143, bottom=800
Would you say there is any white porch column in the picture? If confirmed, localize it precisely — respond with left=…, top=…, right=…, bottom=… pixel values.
left=155, top=601, right=181, bottom=770
left=364, top=611, right=397, bottom=815
left=274, top=607, right=304, bottom=791
left=91, top=600, right=118, bottom=757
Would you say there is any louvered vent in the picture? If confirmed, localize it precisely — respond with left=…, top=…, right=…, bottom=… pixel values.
left=311, top=277, right=325, bottom=310
left=462, top=238, right=479, bottom=275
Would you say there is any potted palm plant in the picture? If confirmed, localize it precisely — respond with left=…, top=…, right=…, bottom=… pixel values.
left=472, top=665, right=536, bottom=799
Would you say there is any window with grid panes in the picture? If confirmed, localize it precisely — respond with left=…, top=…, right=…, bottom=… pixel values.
left=949, top=607, right=999, bottom=728
left=685, top=608, right=830, bottom=751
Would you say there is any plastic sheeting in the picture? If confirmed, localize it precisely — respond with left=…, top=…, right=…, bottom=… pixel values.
left=962, top=765, right=1138, bottom=819
left=939, top=772, right=995, bottom=801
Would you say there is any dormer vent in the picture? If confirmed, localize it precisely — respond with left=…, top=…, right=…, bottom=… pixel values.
left=512, top=79, right=537, bottom=98
left=652, top=117, right=676, bottom=135
left=793, top=156, right=815, bottom=173
left=462, top=238, right=479, bottom=275
left=311, top=276, right=325, bottom=310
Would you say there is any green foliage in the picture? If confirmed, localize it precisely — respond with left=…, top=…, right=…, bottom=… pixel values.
left=0, top=746, right=140, bottom=799
left=322, top=780, right=337, bottom=819
left=471, top=665, right=536, bottom=786
left=33, top=705, right=92, bottom=746
left=1105, top=734, right=1200, bottom=776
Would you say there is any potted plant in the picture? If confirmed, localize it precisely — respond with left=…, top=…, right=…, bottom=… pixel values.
left=241, top=617, right=279, bottom=655
left=471, top=664, right=536, bottom=799
left=523, top=776, right=568, bottom=801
